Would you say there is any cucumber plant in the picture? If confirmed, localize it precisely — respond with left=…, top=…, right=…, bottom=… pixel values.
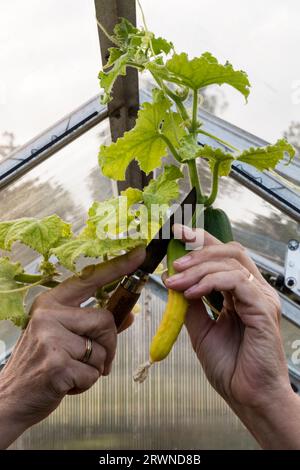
left=0, top=1, right=295, bottom=372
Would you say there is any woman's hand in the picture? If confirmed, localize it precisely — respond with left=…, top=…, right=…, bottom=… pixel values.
left=164, top=224, right=300, bottom=449
left=0, top=247, right=145, bottom=448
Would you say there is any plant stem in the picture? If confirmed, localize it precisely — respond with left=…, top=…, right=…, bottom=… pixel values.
left=192, top=89, right=198, bottom=133
left=14, top=273, right=42, bottom=284
left=188, top=160, right=205, bottom=204
left=198, top=129, right=239, bottom=152
left=14, top=273, right=60, bottom=289
left=0, top=279, right=44, bottom=294
left=205, top=162, right=220, bottom=207
left=164, top=85, right=190, bottom=122
left=188, top=88, right=205, bottom=203
left=95, top=18, right=119, bottom=46
left=152, top=73, right=190, bottom=125
left=160, top=134, right=182, bottom=163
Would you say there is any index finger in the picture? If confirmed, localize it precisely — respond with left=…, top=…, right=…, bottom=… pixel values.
left=47, top=246, right=146, bottom=307
left=173, top=224, right=222, bottom=248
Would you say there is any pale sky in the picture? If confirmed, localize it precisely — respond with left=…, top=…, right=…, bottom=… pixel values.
left=0, top=0, right=299, bottom=147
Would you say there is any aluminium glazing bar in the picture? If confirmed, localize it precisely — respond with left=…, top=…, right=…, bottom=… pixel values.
left=0, top=96, right=108, bottom=191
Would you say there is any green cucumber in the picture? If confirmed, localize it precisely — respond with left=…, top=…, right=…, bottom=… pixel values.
left=204, top=207, right=234, bottom=314
left=167, top=238, right=187, bottom=276
left=204, top=207, right=233, bottom=244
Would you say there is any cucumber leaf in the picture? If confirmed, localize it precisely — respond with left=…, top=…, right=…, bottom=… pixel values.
left=98, top=94, right=186, bottom=179
left=147, top=52, right=251, bottom=100
left=0, top=215, right=72, bottom=257
left=51, top=237, right=144, bottom=273
left=237, top=139, right=296, bottom=171
left=178, top=139, right=235, bottom=176
left=142, top=165, right=183, bottom=208
left=180, top=139, right=295, bottom=177
left=197, top=145, right=235, bottom=176
left=113, top=18, right=138, bottom=48
left=178, top=135, right=201, bottom=162
left=151, top=37, right=173, bottom=55
left=99, top=52, right=129, bottom=104
left=0, top=258, right=27, bottom=327
left=104, top=47, right=124, bottom=69
left=87, top=191, right=140, bottom=238
left=99, top=18, right=173, bottom=104
left=121, top=187, right=143, bottom=206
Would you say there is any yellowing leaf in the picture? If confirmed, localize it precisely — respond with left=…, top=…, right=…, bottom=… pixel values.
left=88, top=194, right=138, bottom=237
left=148, top=52, right=251, bottom=99
left=0, top=258, right=27, bottom=327
left=51, top=237, right=145, bottom=272
left=0, top=215, right=72, bottom=257
left=237, top=139, right=296, bottom=171
left=98, top=95, right=186, bottom=180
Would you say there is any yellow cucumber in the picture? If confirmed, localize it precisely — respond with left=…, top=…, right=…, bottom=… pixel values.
left=134, top=239, right=189, bottom=382
left=150, top=288, right=188, bottom=362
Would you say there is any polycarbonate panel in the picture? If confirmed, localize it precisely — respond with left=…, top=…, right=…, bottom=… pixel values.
left=10, top=281, right=258, bottom=450
left=0, top=118, right=258, bottom=449
left=185, top=162, right=300, bottom=265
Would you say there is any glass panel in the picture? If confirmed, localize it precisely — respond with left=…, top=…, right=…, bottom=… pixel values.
left=0, top=0, right=101, bottom=154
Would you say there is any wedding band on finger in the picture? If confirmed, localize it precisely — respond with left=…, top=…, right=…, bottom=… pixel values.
left=81, top=337, right=93, bottom=364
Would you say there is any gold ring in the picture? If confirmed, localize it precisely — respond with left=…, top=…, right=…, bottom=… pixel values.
left=81, top=337, right=93, bottom=364
left=248, top=273, right=254, bottom=282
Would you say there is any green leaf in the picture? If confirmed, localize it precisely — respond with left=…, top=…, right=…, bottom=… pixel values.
left=237, top=139, right=296, bottom=171
left=147, top=52, right=251, bottom=99
left=142, top=165, right=183, bottom=208
left=99, top=95, right=186, bottom=180
left=0, top=258, right=27, bottom=327
left=104, top=47, right=124, bottom=68
left=99, top=52, right=129, bottom=104
left=178, top=135, right=200, bottom=162
left=197, top=145, right=235, bottom=176
left=120, top=187, right=143, bottom=206
left=51, top=237, right=144, bottom=273
left=113, top=18, right=138, bottom=47
left=0, top=215, right=72, bottom=257
left=151, top=37, right=173, bottom=55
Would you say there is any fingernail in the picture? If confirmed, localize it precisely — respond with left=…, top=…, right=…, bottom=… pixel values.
left=173, top=224, right=196, bottom=242
left=79, top=265, right=95, bottom=280
left=185, top=285, right=198, bottom=296
left=174, top=255, right=192, bottom=266
left=182, top=226, right=197, bottom=241
left=165, top=273, right=183, bottom=285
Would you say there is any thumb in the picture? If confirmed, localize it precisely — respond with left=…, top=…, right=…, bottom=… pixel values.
left=47, top=246, right=146, bottom=307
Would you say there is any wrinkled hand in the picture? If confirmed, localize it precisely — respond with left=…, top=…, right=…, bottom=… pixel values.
left=0, top=247, right=145, bottom=447
left=164, top=225, right=291, bottom=413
